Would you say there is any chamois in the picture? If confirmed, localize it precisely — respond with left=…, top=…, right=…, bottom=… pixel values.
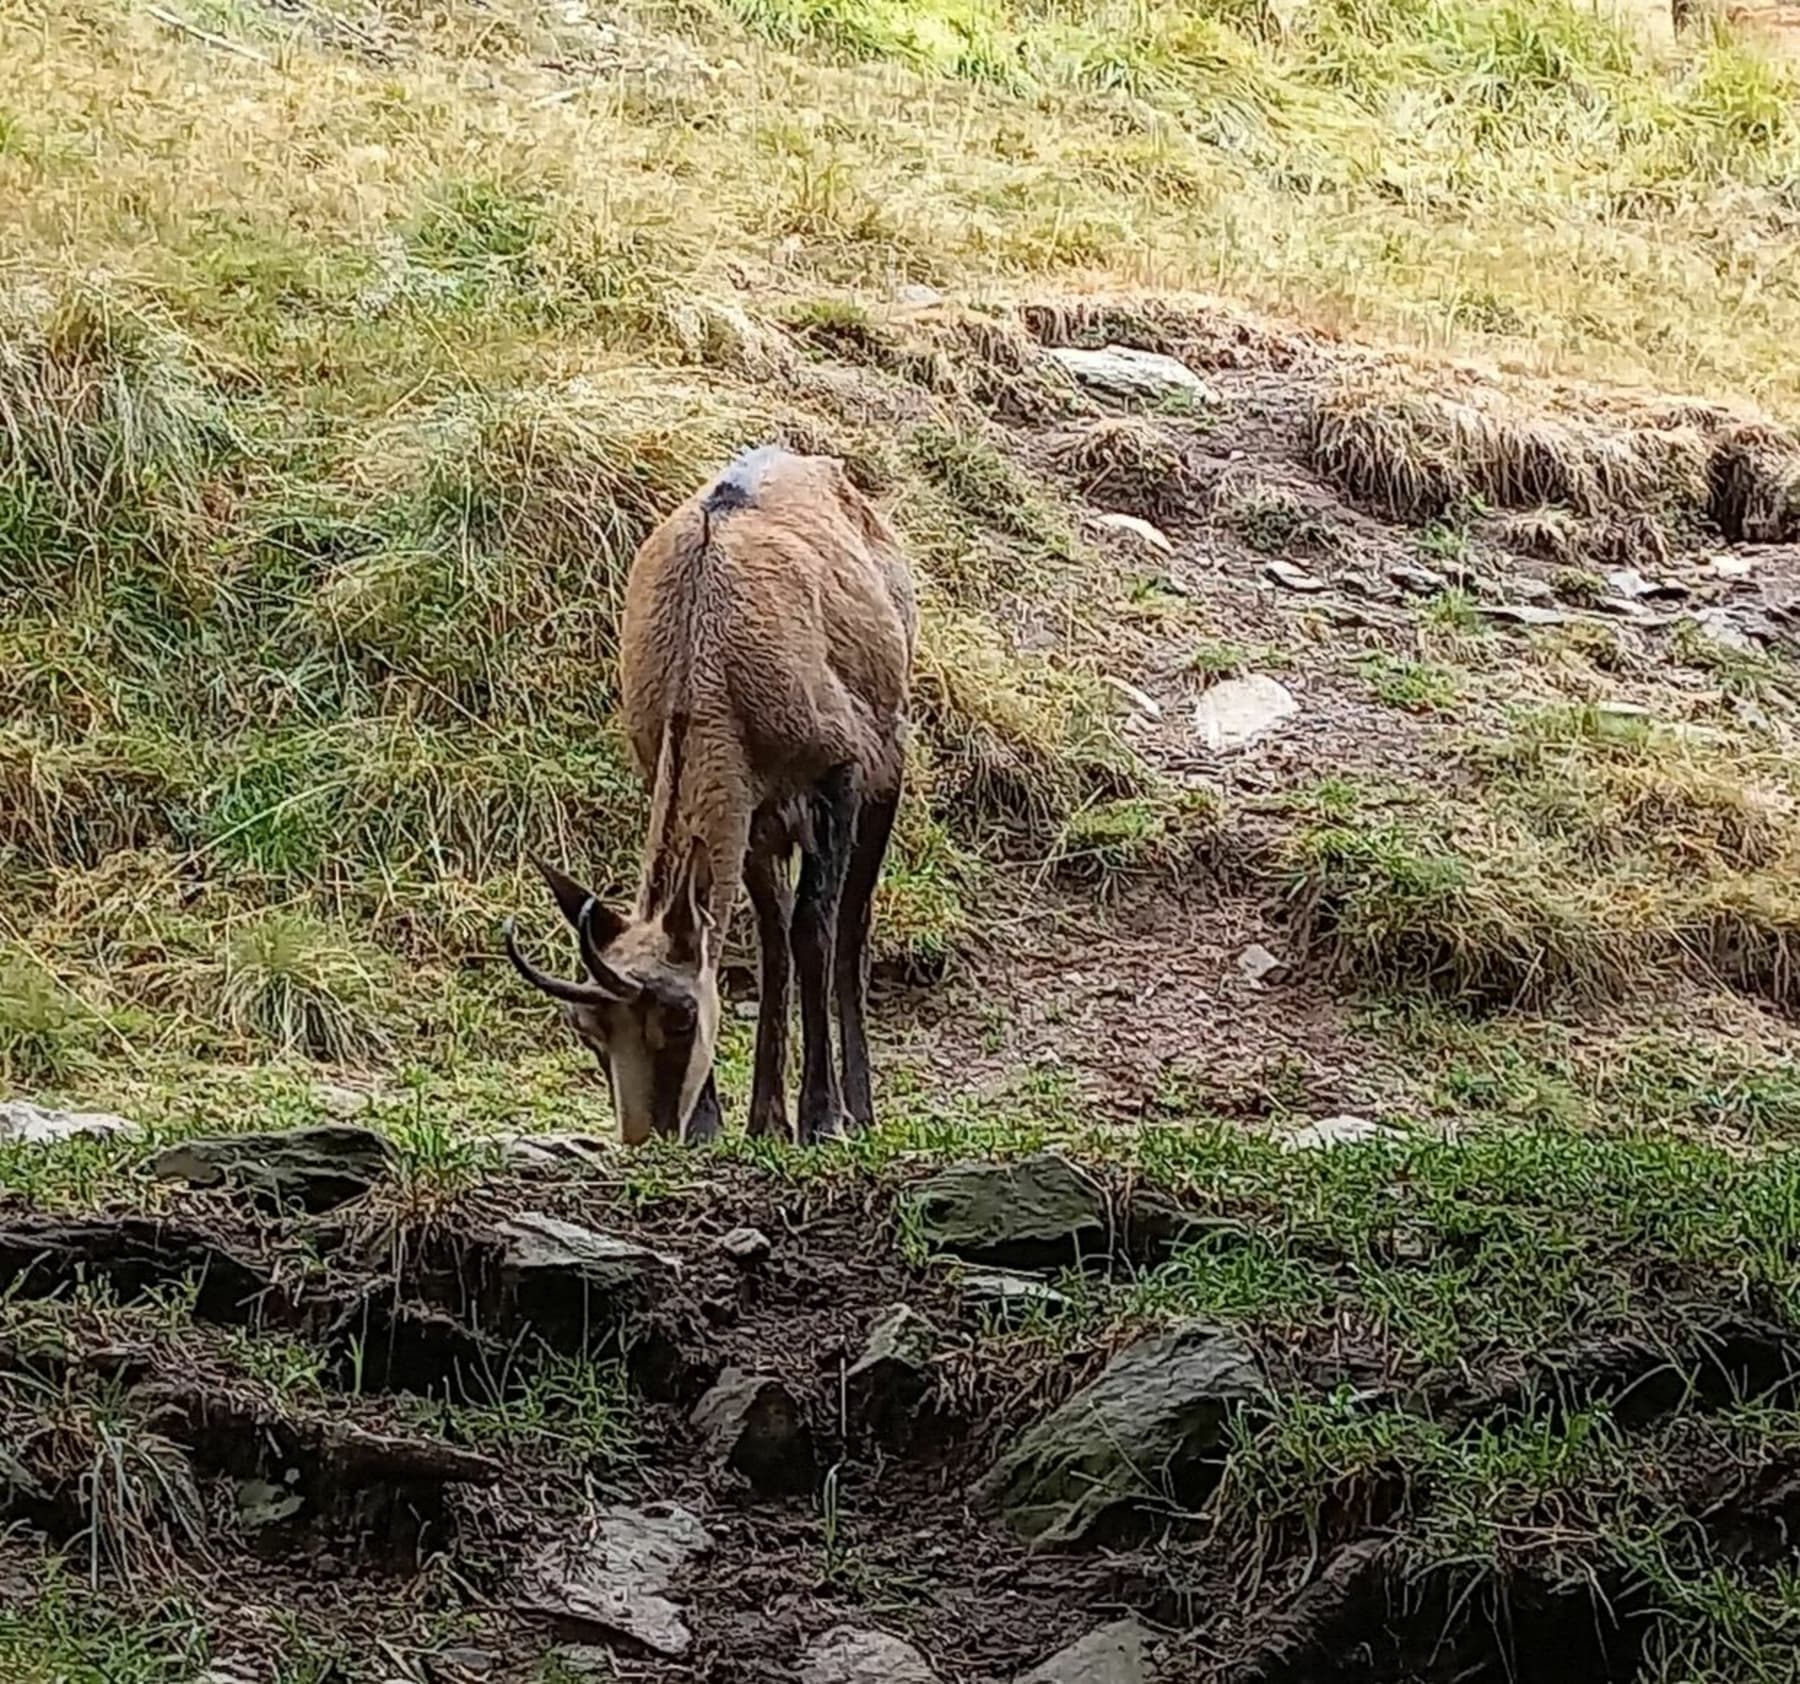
left=506, top=446, right=917, bottom=1145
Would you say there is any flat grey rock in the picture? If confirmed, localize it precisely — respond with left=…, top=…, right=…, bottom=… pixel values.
left=980, top=1322, right=1263, bottom=1548
left=1261, top=557, right=1326, bottom=592
left=1281, top=1114, right=1402, bottom=1151
left=1018, top=1618, right=1153, bottom=1684
left=909, top=1153, right=1109, bottom=1270
left=0, top=1100, right=139, bottom=1146
left=1094, top=511, right=1174, bottom=555
left=798, top=1626, right=939, bottom=1684
left=1193, top=675, right=1298, bottom=751
left=963, top=1270, right=1074, bottom=1324
left=148, top=1124, right=392, bottom=1212
left=516, top=1502, right=711, bottom=1658
left=1046, top=344, right=1215, bottom=407
left=691, top=1368, right=814, bottom=1495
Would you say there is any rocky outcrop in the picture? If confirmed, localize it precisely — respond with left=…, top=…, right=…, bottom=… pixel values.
left=981, top=1322, right=1263, bottom=1548
left=149, top=1124, right=394, bottom=1212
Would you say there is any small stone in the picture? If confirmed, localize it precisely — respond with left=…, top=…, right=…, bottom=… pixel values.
left=235, top=1476, right=304, bottom=1530
left=1507, top=575, right=1556, bottom=602
left=430, top=1647, right=496, bottom=1679
left=719, top=1226, right=773, bottom=1266
left=1236, top=943, right=1284, bottom=987
left=313, top=1082, right=375, bottom=1118
left=1688, top=606, right=1759, bottom=654
left=503, top=1132, right=613, bottom=1171
left=1101, top=674, right=1162, bottom=718
left=149, top=1124, right=393, bottom=1213
left=1261, top=558, right=1326, bottom=592
left=1094, top=512, right=1174, bottom=556
left=1018, top=1617, right=1153, bottom=1684
left=798, top=1626, right=939, bottom=1684
left=1192, top=674, right=1299, bottom=751
left=845, top=1306, right=938, bottom=1443
left=892, top=283, right=945, bottom=309
left=1281, top=1114, right=1401, bottom=1151
left=1607, top=566, right=1688, bottom=602
left=546, top=1648, right=614, bottom=1679
left=1477, top=603, right=1569, bottom=627
left=963, top=1270, right=1074, bottom=1324
left=515, top=1503, right=711, bottom=1658
left=0, top=1101, right=139, bottom=1146
left=1386, top=562, right=1445, bottom=595
left=691, top=1368, right=814, bottom=1495
left=1709, top=553, right=1757, bottom=581
left=1046, top=345, right=1216, bottom=408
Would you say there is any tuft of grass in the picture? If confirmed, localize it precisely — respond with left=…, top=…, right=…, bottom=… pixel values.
left=1048, top=789, right=1219, bottom=888
left=1306, top=375, right=1718, bottom=525
left=1049, top=417, right=1207, bottom=522
left=1288, top=704, right=1800, bottom=1008
left=907, top=419, right=1076, bottom=559
left=0, top=952, right=105, bottom=1084
left=0, top=1563, right=208, bottom=1684
left=414, top=1353, right=636, bottom=1469
left=912, top=611, right=1145, bottom=844
left=1215, top=475, right=1335, bottom=555
left=215, top=914, right=393, bottom=1063
left=1358, top=653, right=1462, bottom=714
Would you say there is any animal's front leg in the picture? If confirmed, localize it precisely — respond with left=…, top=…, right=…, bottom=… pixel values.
left=683, top=1072, right=723, bottom=1144
left=793, top=767, right=860, bottom=1143
left=744, top=847, right=794, bottom=1141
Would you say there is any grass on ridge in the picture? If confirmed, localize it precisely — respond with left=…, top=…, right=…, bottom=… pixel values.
left=1286, top=702, right=1800, bottom=1009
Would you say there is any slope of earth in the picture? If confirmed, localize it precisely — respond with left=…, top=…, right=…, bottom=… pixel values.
left=7, top=0, right=1800, bottom=1680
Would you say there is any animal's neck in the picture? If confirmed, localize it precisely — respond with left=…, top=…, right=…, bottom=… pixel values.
left=636, top=713, right=750, bottom=931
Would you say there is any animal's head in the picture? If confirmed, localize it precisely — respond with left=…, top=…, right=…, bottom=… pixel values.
left=505, top=853, right=721, bottom=1144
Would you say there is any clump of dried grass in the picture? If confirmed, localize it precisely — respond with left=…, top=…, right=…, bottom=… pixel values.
left=1306, top=376, right=1716, bottom=524
left=1049, top=417, right=1209, bottom=521
left=1495, top=506, right=1674, bottom=572
left=1708, top=423, right=1800, bottom=543
left=1287, top=706, right=1800, bottom=1011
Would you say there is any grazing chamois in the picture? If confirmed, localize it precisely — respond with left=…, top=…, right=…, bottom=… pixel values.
left=506, top=446, right=917, bottom=1145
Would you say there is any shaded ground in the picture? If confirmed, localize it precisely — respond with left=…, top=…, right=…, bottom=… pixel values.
left=7, top=1133, right=1800, bottom=1684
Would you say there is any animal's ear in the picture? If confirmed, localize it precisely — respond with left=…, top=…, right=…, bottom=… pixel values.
left=662, top=840, right=715, bottom=967
left=532, top=856, right=624, bottom=947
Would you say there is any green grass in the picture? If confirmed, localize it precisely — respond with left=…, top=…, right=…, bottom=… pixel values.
left=1357, top=652, right=1463, bottom=713
left=409, top=1354, right=637, bottom=1470
left=1286, top=703, right=1800, bottom=1009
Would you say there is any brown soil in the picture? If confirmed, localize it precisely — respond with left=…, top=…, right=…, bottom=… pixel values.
left=3, top=1152, right=1789, bottom=1684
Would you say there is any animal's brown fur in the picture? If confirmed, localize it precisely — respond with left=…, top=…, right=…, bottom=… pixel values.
left=508, top=446, right=918, bottom=1145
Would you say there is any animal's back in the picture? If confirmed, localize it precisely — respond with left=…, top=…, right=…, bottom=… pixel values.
left=620, top=448, right=916, bottom=792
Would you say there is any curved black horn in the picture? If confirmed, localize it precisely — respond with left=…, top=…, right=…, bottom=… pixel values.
left=503, top=920, right=613, bottom=1006
left=577, top=902, right=638, bottom=999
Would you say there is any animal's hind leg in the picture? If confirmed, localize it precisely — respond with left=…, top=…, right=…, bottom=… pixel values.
left=792, top=764, right=860, bottom=1144
left=743, top=843, right=794, bottom=1141
left=835, top=780, right=900, bottom=1132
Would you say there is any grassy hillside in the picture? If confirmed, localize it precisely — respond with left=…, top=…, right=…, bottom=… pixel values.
left=7, top=1, right=1800, bottom=1680
left=1, top=0, right=1798, bottom=1103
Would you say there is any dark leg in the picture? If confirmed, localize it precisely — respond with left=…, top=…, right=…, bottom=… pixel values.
left=684, top=1073, right=723, bottom=1144
left=835, top=783, right=900, bottom=1132
left=743, top=845, right=794, bottom=1141
left=792, top=765, right=860, bottom=1144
